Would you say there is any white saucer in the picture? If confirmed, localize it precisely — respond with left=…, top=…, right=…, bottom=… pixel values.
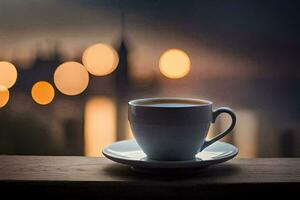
left=103, top=139, right=238, bottom=173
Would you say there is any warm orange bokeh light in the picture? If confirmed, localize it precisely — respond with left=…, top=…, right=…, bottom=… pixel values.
left=159, top=49, right=191, bottom=79
left=84, top=97, right=116, bottom=156
left=31, top=81, right=55, bottom=105
left=0, top=61, right=18, bottom=88
left=0, top=85, right=9, bottom=108
left=54, top=61, right=89, bottom=96
left=82, top=43, right=119, bottom=76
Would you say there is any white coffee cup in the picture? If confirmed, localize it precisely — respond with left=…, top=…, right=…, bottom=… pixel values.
left=128, top=97, right=236, bottom=161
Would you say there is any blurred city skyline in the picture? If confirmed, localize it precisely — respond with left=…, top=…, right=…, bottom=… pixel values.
left=0, top=0, right=299, bottom=158
left=0, top=1, right=299, bottom=79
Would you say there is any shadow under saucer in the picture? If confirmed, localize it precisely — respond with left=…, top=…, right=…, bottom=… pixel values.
left=102, top=162, right=241, bottom=180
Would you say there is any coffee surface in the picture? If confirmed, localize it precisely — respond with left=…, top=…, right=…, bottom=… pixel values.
left=131, top=98, right=211, bottom=107
left=149, top=103, right=199, bottom=107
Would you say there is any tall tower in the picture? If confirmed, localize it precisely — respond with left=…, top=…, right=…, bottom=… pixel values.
left=114, top=10, right=131, bottom=140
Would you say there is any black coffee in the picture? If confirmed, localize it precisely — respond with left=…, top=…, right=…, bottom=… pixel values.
left=140, top=99, right=208, bottom=107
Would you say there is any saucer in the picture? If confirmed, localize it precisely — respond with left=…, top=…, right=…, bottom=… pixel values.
left=103, top=139, right=238, bottom=173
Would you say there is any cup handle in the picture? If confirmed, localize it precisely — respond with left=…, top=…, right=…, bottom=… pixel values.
left=200, top=107, right=236, bottom=151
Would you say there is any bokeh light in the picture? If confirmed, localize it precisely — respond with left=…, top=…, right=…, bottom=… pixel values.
left=0, top=85, right=9, bottom=108
left=31, top=81, right=55, bottom=105
left=0, top=61, right=18, bottom=88
left=82, top=43, right=119, bottom=76
left=54, top=61, right=89, bottom=96
left=84, top=97, right=116, bottom=156
left=159, top=49, right=191, bottom=79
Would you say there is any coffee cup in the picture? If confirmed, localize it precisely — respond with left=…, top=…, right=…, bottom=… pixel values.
left=128, top=97, right=236, bottom=161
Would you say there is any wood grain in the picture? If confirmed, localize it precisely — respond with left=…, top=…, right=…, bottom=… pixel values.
left=0, top=156, right=299, bottom=199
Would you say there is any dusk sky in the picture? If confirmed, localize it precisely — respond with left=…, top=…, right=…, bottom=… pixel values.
left=0, top=0, right=299, bottom=78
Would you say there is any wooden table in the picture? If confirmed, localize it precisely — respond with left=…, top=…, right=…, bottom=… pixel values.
left=0, top=156, right=299, bottom=199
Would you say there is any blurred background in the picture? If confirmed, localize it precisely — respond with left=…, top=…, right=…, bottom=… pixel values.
left=0, top=0, right=299, bottom=158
